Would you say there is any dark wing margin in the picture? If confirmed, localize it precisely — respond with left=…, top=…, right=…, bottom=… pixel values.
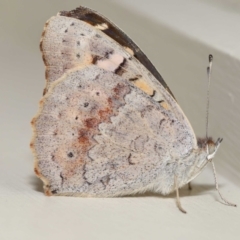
left=59, top=6, right=175, bottom=100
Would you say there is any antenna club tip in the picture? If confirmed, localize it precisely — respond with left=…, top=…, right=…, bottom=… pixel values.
left=209, top=54, right=213, bottom=62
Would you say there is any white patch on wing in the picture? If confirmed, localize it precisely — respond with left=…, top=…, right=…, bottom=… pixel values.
left=95, top=23, right=108, bottom=30
left=96, top=54, right=124, bottom=72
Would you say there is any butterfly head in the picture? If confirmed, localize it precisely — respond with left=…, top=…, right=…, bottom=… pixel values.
left=197, top=137, right=223, bottom=161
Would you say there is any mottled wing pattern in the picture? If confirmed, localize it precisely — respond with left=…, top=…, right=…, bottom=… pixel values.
left=59, top=6, right=175, bottom=98
left=41, top=9, right=185, bottom=117
left=32, top=65, right=195, bottom=196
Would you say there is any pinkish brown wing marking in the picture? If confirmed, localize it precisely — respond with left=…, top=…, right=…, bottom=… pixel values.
left=31, top=65, right=195, bottom=196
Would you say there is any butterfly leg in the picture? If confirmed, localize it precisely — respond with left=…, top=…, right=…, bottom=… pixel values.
left=174, top=175, right=187, bottom=214
left=210, top=161, right=237, bottom=207
left=208, top=139, right=236, bottom=207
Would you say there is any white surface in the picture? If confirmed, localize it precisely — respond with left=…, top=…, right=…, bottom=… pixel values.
left=1, top=0, right=240, bottom=239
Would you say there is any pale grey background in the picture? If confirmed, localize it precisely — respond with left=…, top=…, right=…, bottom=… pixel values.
left=1, top=0, right=240, bottom=239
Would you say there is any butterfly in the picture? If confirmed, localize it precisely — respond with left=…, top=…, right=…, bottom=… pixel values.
left=31, top=6, right=236, bottom=213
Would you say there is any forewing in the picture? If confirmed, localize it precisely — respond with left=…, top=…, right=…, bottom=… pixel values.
left=41, top=14, right=162, bottom=99
left=59, top=6, right=174, bottom=98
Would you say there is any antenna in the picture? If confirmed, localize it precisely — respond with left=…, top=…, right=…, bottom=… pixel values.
left=206, top=54, right=213, bottom=140
left=205, top=55, right=237, bottom=207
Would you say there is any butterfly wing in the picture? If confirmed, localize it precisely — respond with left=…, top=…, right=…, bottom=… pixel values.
left=32, top=65, right=196, bottom=196
left=34, top=7, right=199, bottom=196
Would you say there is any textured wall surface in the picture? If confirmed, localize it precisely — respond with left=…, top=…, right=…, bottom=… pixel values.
left=1, top=0, right=240, bottom=239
